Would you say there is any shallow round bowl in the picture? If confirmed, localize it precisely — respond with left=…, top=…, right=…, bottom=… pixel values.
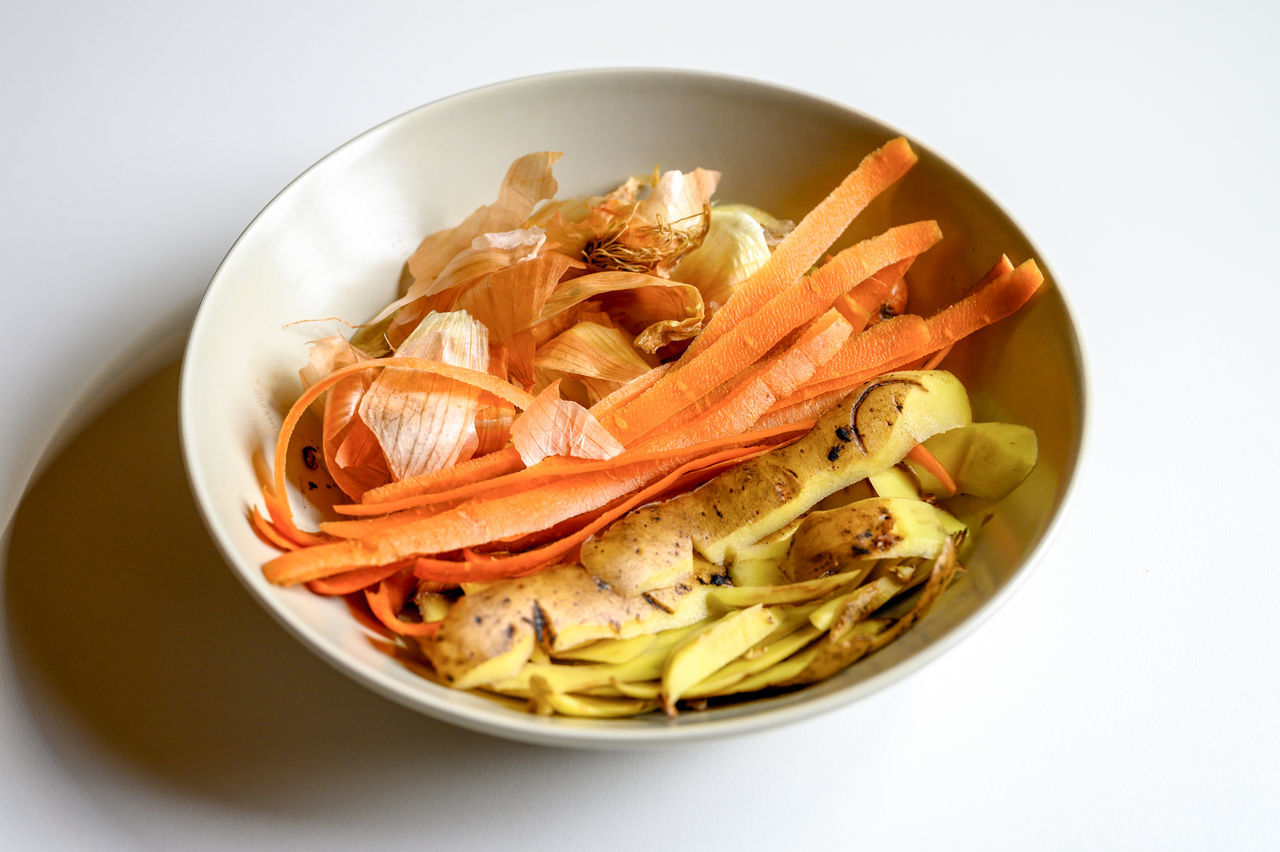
left=180, top=69, right=1086, bottom=748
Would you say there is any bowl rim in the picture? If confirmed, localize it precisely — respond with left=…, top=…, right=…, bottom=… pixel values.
left=179, top=67, right=1089, bottom=748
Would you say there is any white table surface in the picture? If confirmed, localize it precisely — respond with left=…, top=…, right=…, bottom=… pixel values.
left=4, top=2, right=1277, bottom=849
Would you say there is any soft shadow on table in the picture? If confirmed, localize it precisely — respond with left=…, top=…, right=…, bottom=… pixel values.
left=4, top=358, right=666, bottom=820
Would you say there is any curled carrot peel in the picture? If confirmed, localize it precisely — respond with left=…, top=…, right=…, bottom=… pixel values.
left=261, top=358, right=536, bottom=537
left=249, top=505, right=300, bottom=551
left=307, top=562, right=407, bottom=596
left=906, top=444, right=957, bottom=497
left=366, top=571, right=441, bottom=637
left=261, top=488, right=329, bottom=548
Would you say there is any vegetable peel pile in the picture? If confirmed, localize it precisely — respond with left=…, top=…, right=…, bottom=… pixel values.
left=252, top=138, right=1044, bottom=717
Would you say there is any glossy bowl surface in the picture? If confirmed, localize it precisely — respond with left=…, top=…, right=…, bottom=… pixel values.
left=180, top=69, right=1086, bottom=748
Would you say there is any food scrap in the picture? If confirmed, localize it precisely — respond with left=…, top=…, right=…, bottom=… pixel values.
left=250, top=139, right=1043, bottom=717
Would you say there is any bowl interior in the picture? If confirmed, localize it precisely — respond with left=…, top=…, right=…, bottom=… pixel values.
left=180, top=69, right=1084, bottom=747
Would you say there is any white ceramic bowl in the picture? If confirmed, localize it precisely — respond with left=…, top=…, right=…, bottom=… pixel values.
left=180, top=69, right=1085, bottom=748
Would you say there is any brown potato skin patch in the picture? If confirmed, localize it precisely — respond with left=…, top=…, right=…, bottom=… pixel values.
left=425, top=565, right=709, bottom=685
left=782, top=503, right=901, bottom=582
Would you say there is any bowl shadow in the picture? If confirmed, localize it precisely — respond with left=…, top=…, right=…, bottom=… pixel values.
left=4, top=357, right=675, bottom=820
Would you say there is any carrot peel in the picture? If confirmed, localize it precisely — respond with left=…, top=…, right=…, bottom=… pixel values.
left=407, top=444, right=775, bottom=584
left=366, top=572, right=442, bottom=637
left=921, top=259, right=1044, bottom=354
left=261, top=358, right=535, bottom=538
left=683, top=137, right=919, bottom=359
left=906, top=444, right=957, bottom=497
left=605, top=220, right=942, bottom=444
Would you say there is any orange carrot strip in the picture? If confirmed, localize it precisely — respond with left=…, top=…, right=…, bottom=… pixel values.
left=408, top=445, right=768, bottom=583
left=263, top=436, right=777, bottom=586
left=832, top=294, right=867, bottom=330
left=344, top=593, right=397, bottom=638
left=603, top=221, right=943, bottom=445
left=983, top=254, right=1016, bottom=285
left=588, top=362, right=671, bottom=419
left=474, top=492, right=635, bottom=554
left=833, top=258, right=914, bottom=332
left=475, top=446, right=769, bottom=562
left=411, top=556, right=480, bottom=574
left=510, top=445, right=778, bottom=562
left=752, top=320, right=933, bottom=429
left=359, top=447, right=525, bottom=506
left=249, top=447, right=330, bottom=547
left=803, top=312, right=929, bottom=387
left=918, top=346, right=950, bottom=372
left=265, top=468, right=669, bottom=584
left=320, top=498, right=464, bottom=539
left=249, top=505, right=301, bottom=551
left=918, top=259, right=1043, bottom=355
left=332, top=419, right=813, bottom=517
left=336, top=457, right=592, bottom=517
left=906, top=444, right=957, bottom=497
left=365, top=572, right=441, bottom=637
left=631, top=312, right=851, bottom=451
left=764, top=313, right=932, bottom=414
left=307, top=562, right=407, bottom=596
left=250, top=450, right=329, bottom=548
left=673, top=311, right=847, bottom=423
left=917, top=254, right=1016, bottom=370
left=753, top=395, right=849, bottom=432
left=878, top=271, right=909, bottom=323
left=766, top=260, right=1040, bottom=424
left=652, top=448, right=774, bottom=496
left=682, top=137, right=918, bottom=361
left=261, top=487, right=329, bottom=548
left=918, top=349, right=948, bottom=372
left=478, top=428, right=805, bottom=555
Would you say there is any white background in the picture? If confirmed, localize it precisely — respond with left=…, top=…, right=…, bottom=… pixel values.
left=3, top=1, right=1278, bottom=849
